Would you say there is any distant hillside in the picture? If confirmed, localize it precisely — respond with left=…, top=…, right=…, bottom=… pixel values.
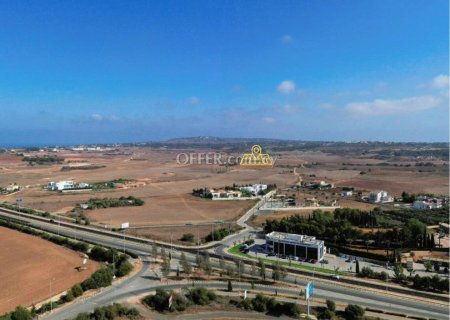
left=133, top=137, right=449, bottom=160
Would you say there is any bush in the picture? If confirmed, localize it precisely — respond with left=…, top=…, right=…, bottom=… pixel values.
left=82, top=268, right=114, bottom=290
left=180, top=233, right=194, bottom=242
left=326, top=299, right=336, bottom=312
left=70, top=303, right=139, bottom=320
left=379, top=271, right=389, bottom=281
left=281, top=302, right=302, bottom=317
left=187, top=287, right=217, bottom=305
left=11, top=306, right=31, bottom=320
left=345, top=304, right=365, bottom=320
left=251, top=293, right=276, bottom=312
left=64, top=290, right=74, bottom=302
left=323, top=309, right=335, bottom=319
left=71, top=284, right=84, bottom=297
left=116, top=260, right=133, bottom=277
left=143, top=288, right=189, bottom=312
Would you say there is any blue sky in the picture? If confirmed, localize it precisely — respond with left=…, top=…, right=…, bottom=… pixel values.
left=0, top=0, right=448, bottom=146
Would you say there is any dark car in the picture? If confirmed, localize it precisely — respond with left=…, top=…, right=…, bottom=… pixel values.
left=267, top=252, right=276, bottom=257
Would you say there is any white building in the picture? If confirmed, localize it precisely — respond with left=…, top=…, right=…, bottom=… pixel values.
left=240, top=184, right=267, bottom=195
left=266, top=231, right=325, bottom=261
left=5, top=184, right=20, bottom=192
left=47, top=180, right=75, bottom=191
left=412, top=199, right=443, bottom=210
left=340, top=190, right=353, bottom=197
left=368, top=190, right=393, bottom=203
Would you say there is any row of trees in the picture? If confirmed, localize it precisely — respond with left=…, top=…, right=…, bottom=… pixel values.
left=334, top=208, right=377, bottom=227
left=80, top=196, right=144, bottom=209
left=90, top=246, right=133, bottom=277
left=143, top=287, right=217, bottom=312
left=264, top=209, right=437, bottom=252
left=357, top=263, right=449, bottom=293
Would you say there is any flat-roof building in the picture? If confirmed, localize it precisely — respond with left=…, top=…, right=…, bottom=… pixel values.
left=265, top=231, right=325, bottom=261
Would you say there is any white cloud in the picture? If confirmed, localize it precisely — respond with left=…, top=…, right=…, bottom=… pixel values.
left=432, top=74, right=449, bottom=89
left=262, top=116, right=275, bottom=124
left=189, top=96, right=200, bottom=105
left=346, top=95, right=441, bottom=116
left=277, top=80, right=296, bottom=94
left=90, top=113, right=103, bottom=121
left=281, top=35, right=293, bottom=43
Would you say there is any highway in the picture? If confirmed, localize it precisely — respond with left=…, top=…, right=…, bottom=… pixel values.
left=43, top=258, right=448, bottom=320
left=0, top=209, right=448, bottom=319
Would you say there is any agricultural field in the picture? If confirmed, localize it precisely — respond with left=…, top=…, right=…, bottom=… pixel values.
left=0, top=143, right=447, bottom=243
left=0, top=227, right=99, bottom=314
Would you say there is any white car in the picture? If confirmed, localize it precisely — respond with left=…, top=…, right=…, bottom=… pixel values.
left=330, top=274, right=340, bottom=280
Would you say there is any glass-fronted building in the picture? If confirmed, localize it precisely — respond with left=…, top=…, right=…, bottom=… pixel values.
left=265, top=231, right=325, bottom=261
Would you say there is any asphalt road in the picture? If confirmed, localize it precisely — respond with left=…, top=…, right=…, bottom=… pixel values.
left=0, top=210, right=448, bottom=319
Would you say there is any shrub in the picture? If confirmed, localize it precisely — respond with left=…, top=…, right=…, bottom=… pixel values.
left=251, top=293, right=275, bottom=312
left=345, top=304, right=365, bottom=320
left=116, top=260, right=133, bottom=277
left=281, top=302, right=302, bottom=317
left=82, top=268, right=113, bottom=290
left=187, top=287, right=217, bottom=305
left=64, top=290, right=74, bottom=302
left=71, top=284, right=84, bottom=297
left=143, top=288, right=189, bottom=312
left=326, top=299, right=336, bottom=312
left=180, top=233, right=194, bottom=242
left=11, top=306, right=31, bottom=320
left=322, top=309, right=335, bottom=319
left=70, top=303, right=139, bottom=320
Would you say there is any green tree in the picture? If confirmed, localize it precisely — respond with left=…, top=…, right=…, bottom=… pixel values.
left=272, top=262, right=281, bottom=281
left=71, top=284, right=84, bottom=297
left=326, top=300, right=336, bottom=312
left=424, top=260, right=433, bottom=272
left=200, top=253, right=213, bottom=276
left=11, top=306, right=32, bottom=320
left=160, top=247, right=167, bottom=260
left=161, top=259, right=170, bottom=278
left=393, top=263, right=405, bottom=282
left=116, top=260, right=133, bottom=277
left=235, top=259, right=244, bottom=278
left=227, top=279, right=233, bottom=292
left=64, top=290, right=74, bottom=302
left=219, top=256, right=226, bottom=274
left=250, top=261, right=257, bottom=277
left=180, top=252, right=192, bottom=275
left=345, top=304, right=365, bottom=320
left=152, top=243, right=158, bottom=262
left=180, top=233, right=194, bottom=242
left=258, top=258, right=266, bottom=280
